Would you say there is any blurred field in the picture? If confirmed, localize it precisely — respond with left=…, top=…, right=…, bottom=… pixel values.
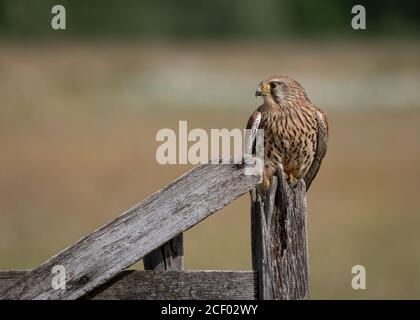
left=1, top=40, right=420, bottom=299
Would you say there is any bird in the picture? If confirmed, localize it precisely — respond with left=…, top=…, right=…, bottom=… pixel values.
left=246, top=75, right=329, bottom=192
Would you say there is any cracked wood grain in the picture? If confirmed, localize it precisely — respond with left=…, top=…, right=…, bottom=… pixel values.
left=251, top=169, right=309, bottom=300
left=0, top=270, right=257, bottom=300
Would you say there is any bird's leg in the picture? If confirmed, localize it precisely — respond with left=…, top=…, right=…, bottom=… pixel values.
left=262, top=173, right=270, bottom=192
left=256, top=167, right=271, bottom=196
left=286, top=171, right=298, bottom=183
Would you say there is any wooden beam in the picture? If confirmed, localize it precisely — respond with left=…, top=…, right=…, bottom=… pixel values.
left=0, top=157, right=261, bottom=300
left=0, top=270, right=257, bottom=300
left=251, top=170, right=309, bottom=300
left=143, top=234, right=184, bottom=271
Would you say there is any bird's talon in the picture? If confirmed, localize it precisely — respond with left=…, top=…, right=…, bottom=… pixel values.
left=287, top=173, right=298, bottom=183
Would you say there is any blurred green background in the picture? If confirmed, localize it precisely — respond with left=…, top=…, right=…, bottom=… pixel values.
left=0, top=1, right=420, bottom=299
left=0, top=0, right=419, bottom=38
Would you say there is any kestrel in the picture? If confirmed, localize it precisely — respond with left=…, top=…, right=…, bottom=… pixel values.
left=246, top=75, right=329, bottom=192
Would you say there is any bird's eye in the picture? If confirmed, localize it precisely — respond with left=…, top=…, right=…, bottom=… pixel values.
left=270, top=82, right=278, bottom=89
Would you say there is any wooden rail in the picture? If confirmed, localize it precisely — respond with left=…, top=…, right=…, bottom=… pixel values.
left=0, top=270, right=258, bottom=300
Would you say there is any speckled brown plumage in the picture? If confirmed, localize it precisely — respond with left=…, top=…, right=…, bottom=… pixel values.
left=247, top=75, right=329, bottom=191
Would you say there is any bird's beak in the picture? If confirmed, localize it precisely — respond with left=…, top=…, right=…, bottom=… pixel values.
left=255, top=81, right=270, bottom=97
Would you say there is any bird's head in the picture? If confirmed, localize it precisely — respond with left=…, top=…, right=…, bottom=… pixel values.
left=255, top=75, right=309, bottom=105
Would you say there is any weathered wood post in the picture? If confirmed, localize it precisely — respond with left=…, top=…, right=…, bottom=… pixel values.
left=143, top=234, right=184, bottom=271
left=250, top=169, right=310, bottom=300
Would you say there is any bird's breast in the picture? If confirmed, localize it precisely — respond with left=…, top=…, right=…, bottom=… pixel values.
left=262, top=107, right=317, bottom=179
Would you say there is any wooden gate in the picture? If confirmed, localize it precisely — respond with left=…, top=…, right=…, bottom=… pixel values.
left=0, top=156, right=309, bottom=300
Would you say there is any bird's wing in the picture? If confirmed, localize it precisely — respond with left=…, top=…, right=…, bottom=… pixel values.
left=304, top=107, right=329, bottom=191
left=245, top=109, right=262, bottom=156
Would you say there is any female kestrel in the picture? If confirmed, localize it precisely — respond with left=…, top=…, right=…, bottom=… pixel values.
left=246, top=75, right=329, bottom=192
